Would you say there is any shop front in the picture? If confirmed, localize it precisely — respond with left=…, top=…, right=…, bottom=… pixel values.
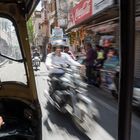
left=67, top=0, right=118, bottom=50
left=67, top=0, right=93, bottom=53
left=85, top=20, right=119, bottom=48
left=68, top=27, right=85, bottom=54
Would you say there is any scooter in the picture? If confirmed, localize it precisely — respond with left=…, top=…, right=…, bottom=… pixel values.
left=45, top=65, right=99, bottom=133
left=32, top=56, right=40, bottom=71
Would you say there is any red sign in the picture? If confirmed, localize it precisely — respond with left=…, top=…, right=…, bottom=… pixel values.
left=69, top=0, right=92, bottom=25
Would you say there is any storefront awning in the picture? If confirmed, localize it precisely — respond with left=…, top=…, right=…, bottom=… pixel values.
left=0, top=0, right=40, bottom=19
left=65, top=4, right=119, bottom=33
left=87, top=22, right=118, bottom=33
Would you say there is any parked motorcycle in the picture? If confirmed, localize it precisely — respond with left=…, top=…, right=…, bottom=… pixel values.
left=45, top=65, right=99, bottom=133
left=32, top=56, right=40, bottom=71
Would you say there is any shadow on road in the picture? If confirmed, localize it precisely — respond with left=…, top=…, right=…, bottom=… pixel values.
left=86, top=86, right=117, bottom=139
left=43, top=101, right=91, bottom=140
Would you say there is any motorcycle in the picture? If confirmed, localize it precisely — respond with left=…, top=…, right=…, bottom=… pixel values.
left=45, top=65, right=99, bottom=133
left=32, top=56, right=40, bottom=71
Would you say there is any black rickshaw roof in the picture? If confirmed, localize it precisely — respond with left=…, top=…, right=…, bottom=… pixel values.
left=0, top=0, right=40, bottom=19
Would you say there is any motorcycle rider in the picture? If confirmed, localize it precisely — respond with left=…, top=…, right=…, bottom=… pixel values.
left=45, top=45, right=85, bottom=94
left=32, top=48, right=41, bottom=68
left=45, top=45, right=83, bottom=75
left=32, top=48, right=40, bottom=59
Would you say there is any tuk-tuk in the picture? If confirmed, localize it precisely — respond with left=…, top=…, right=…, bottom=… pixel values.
left=0, top=1, right=42, bottom=140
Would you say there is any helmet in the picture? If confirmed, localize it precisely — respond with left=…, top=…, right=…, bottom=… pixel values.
left=51, top=40, right=69, bottom=47
left=34, top=48, right=38, bottom=53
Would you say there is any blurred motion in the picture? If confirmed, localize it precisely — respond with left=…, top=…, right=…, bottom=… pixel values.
left=45, top=64, right=99, bottom=133
left=32, top=48, right=41, bottom=71
left=1, top=0, right=140, bottom=140
left=44, top=42, right=99, bottom=133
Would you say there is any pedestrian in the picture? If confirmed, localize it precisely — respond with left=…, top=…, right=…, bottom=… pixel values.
left=85, top=42, right=97, bottom=84
left=103, top=48, right=119, bottom=70
left=64, top=46, right=76, bottom=60
left=96, top=45, right=105, bottom=66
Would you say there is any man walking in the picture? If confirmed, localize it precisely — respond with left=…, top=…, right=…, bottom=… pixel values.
left=85, top=42, right=97, bottom=84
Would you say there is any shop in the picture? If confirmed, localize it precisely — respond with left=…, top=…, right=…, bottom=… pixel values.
left=67, top=0, right=118, bottom=49
left=85, top=20, right=119, bottom=48
left=66, top=0, right=140, bottom=79
left=67, top=0, right=93, bottom=52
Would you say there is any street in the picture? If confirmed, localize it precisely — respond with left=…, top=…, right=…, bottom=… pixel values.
left=35, top=63, right=140, bottom=140
left=0, top=1, right=139, bottom=140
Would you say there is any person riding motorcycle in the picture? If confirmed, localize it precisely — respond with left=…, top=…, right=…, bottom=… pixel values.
left=32, top=48, right=41, bottom=69
left=45, top=45, right=83, bottom=75
left=45, top=45, right=84, bottom=94
left=32, top=48, right=40, bottom=59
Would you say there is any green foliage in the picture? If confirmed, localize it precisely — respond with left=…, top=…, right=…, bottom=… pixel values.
left=27, top=18, right=34, bottom=45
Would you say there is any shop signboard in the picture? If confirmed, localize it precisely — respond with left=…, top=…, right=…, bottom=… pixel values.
left=69, top=0, right=92, bottom=26
left=93, top=0, right=114, bottom=14
left=51, top=27, right=63, bottom=41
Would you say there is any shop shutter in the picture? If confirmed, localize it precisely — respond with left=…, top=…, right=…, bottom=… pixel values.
left=135, top=31, right=140, bottom=78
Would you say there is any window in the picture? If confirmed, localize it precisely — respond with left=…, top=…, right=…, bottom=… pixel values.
left=0, top=17, right=27, bottom=85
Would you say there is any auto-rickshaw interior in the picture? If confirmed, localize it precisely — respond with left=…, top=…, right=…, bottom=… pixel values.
left=0, top=99, right=36, bottom=140
left=0, top=0, right=41, bottom=140
left=0, top=0, right=138, bottom=140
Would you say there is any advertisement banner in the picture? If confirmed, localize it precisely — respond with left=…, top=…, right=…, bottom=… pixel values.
left=93, top=0, right=114, bottom=14
left=69, top=0, right=92, bottom=26
left=51, top=27, right=63, bottom=41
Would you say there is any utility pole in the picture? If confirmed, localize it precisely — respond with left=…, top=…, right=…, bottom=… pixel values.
left=54, top=0, right=58, bottom=27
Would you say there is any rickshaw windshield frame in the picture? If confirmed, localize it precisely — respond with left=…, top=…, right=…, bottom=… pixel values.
left=0, top=14, right=29, bottom=86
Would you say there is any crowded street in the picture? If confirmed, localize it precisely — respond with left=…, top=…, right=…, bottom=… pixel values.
left=0, top=0, right=140, bottom=140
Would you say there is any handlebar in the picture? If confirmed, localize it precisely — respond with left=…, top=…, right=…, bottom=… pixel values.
left=49, top=64, right=80, bottom=76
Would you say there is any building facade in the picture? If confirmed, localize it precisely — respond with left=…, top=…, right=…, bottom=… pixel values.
left=66, top=0, right=140, bottom=79
left=32, top=11, right=43, bottom=48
